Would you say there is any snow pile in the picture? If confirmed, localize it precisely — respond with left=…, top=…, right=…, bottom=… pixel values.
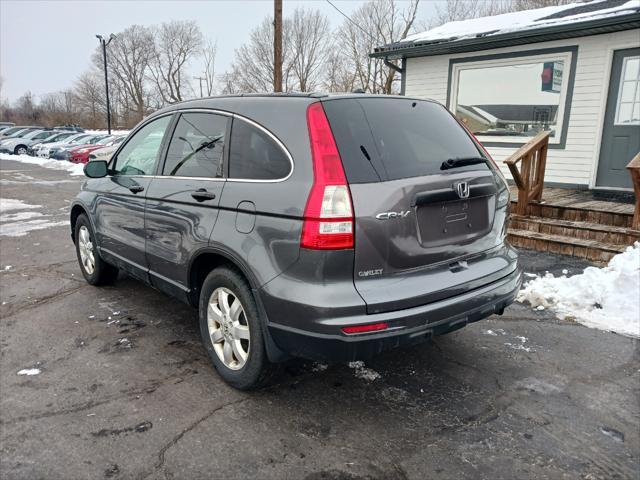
left=0, top=153, right=85, bottom=176
left=517, top=243, right=640, bottom=338
left=404, top=0, right=639, bottom=44
left=17, top=368, right=41, bottom=376
left=348, top=361, right=381, bottom=381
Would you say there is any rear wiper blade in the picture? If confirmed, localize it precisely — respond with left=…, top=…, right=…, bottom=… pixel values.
left=441, top=157, right=488, bottom=170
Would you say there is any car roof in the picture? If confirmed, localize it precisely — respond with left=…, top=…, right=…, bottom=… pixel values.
left=150, top=92, right=436, bottom=118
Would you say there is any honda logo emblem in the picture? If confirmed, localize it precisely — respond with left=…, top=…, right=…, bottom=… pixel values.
left=454, top=181, right=470, bottom=199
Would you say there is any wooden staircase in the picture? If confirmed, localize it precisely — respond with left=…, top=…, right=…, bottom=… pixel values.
left=502, top=134, right=640, bottom=264
left=507, top=199, right=639, bottom=263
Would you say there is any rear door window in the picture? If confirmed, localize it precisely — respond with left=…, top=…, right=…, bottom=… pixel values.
left=228, top=120, right=291, bottom=180
left=323, top=98, right=486, bottom=183
left=163, top=112, right=228, bottom=178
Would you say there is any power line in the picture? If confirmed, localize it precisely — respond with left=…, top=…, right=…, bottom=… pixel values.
left=325, top=0, right=379, bottom=44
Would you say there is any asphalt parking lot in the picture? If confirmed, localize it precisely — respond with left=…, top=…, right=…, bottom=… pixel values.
left=0, top=158, right=638, bottom=480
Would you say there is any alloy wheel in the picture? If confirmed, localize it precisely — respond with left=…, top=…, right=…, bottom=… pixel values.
left=78, top=225, right=95, bottom=275
left=207, top=287, right=250, bottom=370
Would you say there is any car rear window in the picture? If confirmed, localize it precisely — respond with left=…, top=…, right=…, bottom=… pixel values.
left=322, top=98, right=487, bottom=183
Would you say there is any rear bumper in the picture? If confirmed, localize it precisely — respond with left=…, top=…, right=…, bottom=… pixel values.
left=266, top=266, right=522, bottom=362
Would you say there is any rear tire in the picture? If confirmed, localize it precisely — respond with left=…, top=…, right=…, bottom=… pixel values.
left=14, top=145, right=27, bottom=156
left=74, top=214, right=118, bottom=285
left=199, top=267, right=276, bottom=390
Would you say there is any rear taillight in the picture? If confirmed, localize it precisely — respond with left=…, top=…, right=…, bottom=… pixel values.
left=301, top=102, right=354, bottom=250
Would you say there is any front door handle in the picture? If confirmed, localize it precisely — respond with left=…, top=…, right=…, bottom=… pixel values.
left=129, top=185, right=144, bottom=194
left=191, top=189, right=217, bottom=202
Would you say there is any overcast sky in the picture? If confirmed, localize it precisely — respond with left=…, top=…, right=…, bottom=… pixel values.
left=0, top=0, right=439, bottom=103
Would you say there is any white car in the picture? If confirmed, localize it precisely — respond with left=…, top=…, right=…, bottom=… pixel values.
left=37, top=133, right=93, bottom=158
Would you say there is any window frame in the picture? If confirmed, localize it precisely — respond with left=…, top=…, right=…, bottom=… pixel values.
left=447, top=46, right=578, bottom=149
left=108, top=112, right=174, bottom=177
left=159, top=111, right=232, bottom=179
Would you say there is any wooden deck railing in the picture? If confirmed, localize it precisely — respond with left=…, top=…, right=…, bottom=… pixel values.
left=503, top=131, right=551, bottom=215
left=627, top=152, right=640, bottom=230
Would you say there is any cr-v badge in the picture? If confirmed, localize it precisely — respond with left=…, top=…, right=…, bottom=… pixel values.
left=376, top=210, right=410, bottom=220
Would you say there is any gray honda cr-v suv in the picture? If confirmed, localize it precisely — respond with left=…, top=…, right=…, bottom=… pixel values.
left=71, top=93, right=522, bottom=389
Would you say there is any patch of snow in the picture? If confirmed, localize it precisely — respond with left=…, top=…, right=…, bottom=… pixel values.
left=524, top=272, right=538, bottom=278
left=312, top=362, right=328, bottom=372
left=0, top=153, right=85, bottom=176
left=0, top=219, right=69, bottom=237
left=517, top=243, right=640, bottom=338
left=17, top=368, right=41, bottom=376
left=505, top=342, right=535, bottom=353
left=483, top=329, right=498, bottom=336
left=348, top=361, right=381, bottom=382
left=3, top=265, right=12, bottom=271
left=404, top=1, right=639, bottom=44
left=562, top=269, right=569, bottom=275
left=0, top=211, right=45, bottom=223
left=0, top=199, right=42, bottom=213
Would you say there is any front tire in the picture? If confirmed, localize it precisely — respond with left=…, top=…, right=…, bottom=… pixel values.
left=74, top=214, right=118, bottom=285
left=14, top=145, right=27, bottom=156
left=199, top=267, right=275, bottom=390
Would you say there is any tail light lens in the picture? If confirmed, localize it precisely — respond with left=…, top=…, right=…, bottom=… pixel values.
left=301, top=102, right=354, bottom=250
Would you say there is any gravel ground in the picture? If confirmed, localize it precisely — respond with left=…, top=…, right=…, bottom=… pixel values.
left=1, top=158, right=638, bottom=480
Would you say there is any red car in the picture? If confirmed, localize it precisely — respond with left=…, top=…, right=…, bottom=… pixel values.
left=68, top=136, right=124, bottom=164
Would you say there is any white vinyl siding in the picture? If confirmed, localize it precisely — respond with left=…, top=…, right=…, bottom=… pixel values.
left=404, top=28, right=640, bottom=187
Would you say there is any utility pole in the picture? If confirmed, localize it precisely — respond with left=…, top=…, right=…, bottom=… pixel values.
left=193, top=76, right=206, bottom=97
left=273, top=0, right=282, bottom=93
left=96, top=33, right=116, bottom=134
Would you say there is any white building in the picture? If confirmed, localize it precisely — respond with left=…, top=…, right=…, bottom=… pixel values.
left=372, top=0, right=640, bottom=190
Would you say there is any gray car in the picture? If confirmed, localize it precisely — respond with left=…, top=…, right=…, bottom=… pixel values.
left=0, top=129, right=60, bottom=155
left=71, top=94, right=522, bottom=389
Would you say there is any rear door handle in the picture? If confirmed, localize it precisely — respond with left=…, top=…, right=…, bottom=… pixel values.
left=191, top=189, right=217, bottom=202
left=128, top=185, right=144, bottom=194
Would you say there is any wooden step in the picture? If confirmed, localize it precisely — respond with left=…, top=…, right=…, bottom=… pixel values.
left=511, top=201, right=634, bottom=228
left=507, top=228, right=627, bottom=263
left=509, top=215, right=640, bottom=246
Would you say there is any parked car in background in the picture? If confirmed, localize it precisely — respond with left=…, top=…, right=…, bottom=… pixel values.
left=87, top=146, right=115, bottom=163
left=0, top=126, right=43, bottom=138
left=54, top=124, right=85, bottom=133
left=0, top=122, right=15, bottom=130
left=49, top=134, right=107, bottom=160
left=27, top=131, right=78, bottom=156
left=0, top=129, right=60, bottom=155
left=72, top=94, right=521, bottom=389
left=37, top=133, right=93, bottom=158
left=69, top=135, right=126, bottom=164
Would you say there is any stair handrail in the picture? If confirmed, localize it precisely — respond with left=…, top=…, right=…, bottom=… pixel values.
left=627, top=152, right=640, bottom=230
left=503, top=131, right=551, bottom=215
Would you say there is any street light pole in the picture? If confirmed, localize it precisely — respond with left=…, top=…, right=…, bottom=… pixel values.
left=96, top=34, right=116, bottom=134
left=273, top=0, right=282, bottom=93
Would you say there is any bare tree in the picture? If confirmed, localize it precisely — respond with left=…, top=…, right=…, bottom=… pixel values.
left=74, top=71, right=105, bottom=128
left=202, top=38, right=217, bottom=96
left=337, top=0, right=419, bottom=94
left=323, top=50, right=357, bottom=93
left=149, top=20, right=203, bottom=104
left=95, top=25, right=155, bottom=122
left=290, top=8, right=332, bottom=92
left=224, top=16, right=294, bottom=93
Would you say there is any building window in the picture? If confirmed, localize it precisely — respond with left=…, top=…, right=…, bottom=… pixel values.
left=615, top=56, right=640, bottom=125
left=449, top=50, right=574, bottom=146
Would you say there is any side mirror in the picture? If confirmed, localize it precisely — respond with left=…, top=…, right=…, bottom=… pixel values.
left=84, top=160, right=108, bottom=178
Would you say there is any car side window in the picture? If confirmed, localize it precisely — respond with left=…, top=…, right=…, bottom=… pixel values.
left=163, top=113, right=227, bottom=177
left=228, top=120, right=290, bottom=180
left=112, top=116, right=171, bottom=176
